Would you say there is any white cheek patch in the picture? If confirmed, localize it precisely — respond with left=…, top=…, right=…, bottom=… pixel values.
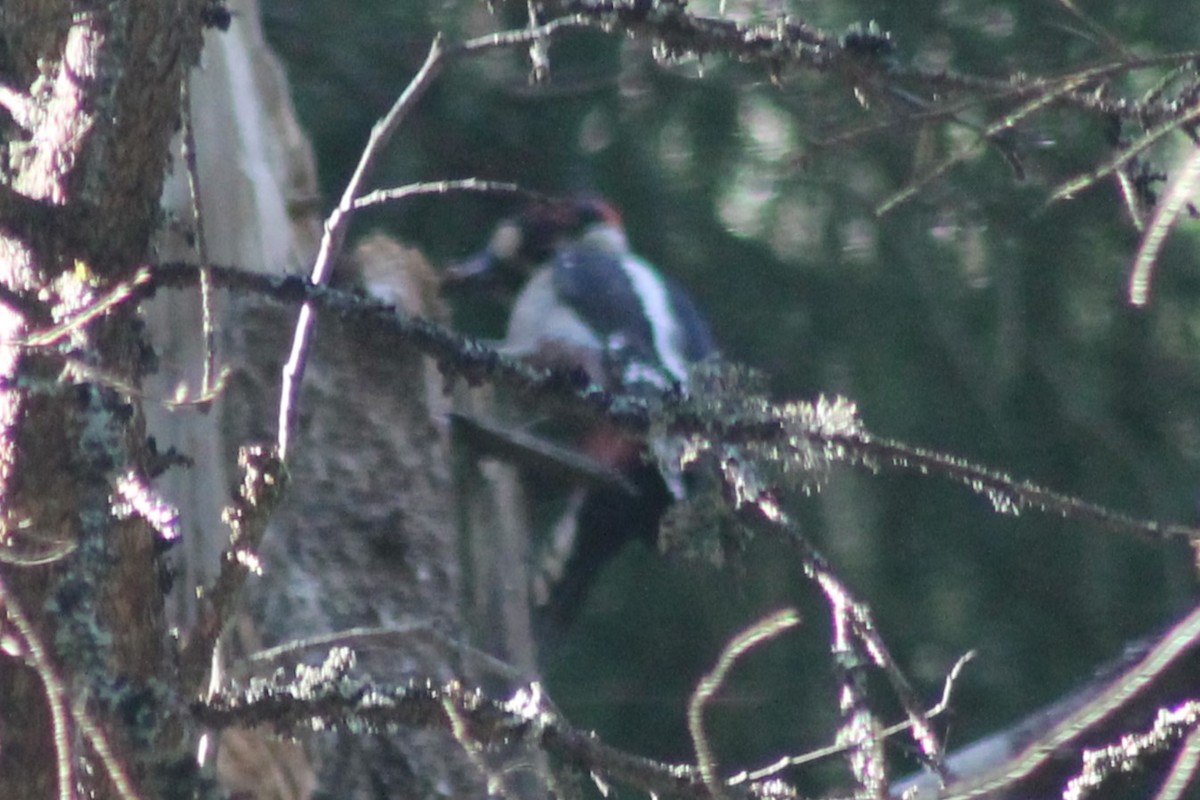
left=490, top=222, right=522, bottom=261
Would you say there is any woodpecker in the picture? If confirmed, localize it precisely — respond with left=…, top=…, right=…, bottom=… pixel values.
left=447, top=196, right=716, bottom=628
left=446, top=197, right=714, bottom=395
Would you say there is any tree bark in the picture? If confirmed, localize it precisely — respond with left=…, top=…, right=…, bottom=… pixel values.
left=0, top=1, right=205, bottom=798
left=150, top=3, right=492, bottom=796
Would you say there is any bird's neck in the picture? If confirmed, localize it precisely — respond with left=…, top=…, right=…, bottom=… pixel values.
left=576, top=223, right=629, bottom=254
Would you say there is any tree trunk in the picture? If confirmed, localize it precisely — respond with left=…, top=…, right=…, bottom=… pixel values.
left=150, top=3, right=496, bottom=797
left=0, top=1, right=205, bottom=798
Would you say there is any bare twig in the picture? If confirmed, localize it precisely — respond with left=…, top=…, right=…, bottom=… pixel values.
left=244, top=622, right=528, bottom=683
left=826, top=574, right=889, bottom=798
left=36, top=354, right=230, bottom=410
left=687, top=608, right=801, bottom=797
left=0, top=529, right=77, bottom=565
left=0, top=575, right=143, bottom=800
left=17, top=268, right=152, bottom=347
left=0, top=577, right=75, bottom=800
left=901, top=49, right=1200, bottom=115
left=148, top=261, right=1200, bottom=547
left=67, top=704, right=143, bottom=800
left=178, top=445, right=286, bottom=695
left=555, top=0, right=1200, bottom=129
left=276, top=16, right=593, bottom=462
left=455, top=14, right=591, bottom=56
left=727, top=650, right=975, bottom=784
left=196, top=672, right=762, bottom=800
left=738, top=492, right=949, bottom=784
left=1052, top=0, right=1136, bottom=60
left=1048, top=101, right=1200, bottom=204
left=351, top=178, right=530, bottom=211
left=1129, top=145, right=1200, bottom=306
left=1153, top=724, right=1200, bottom=800
left=1115, top=165, right=1148, bottom=231
left=876, top=72, right=1093, bottom=216
left=441, top=690, right=517, bottom=797
left=1064, top=700, right=1200, bottom=800
left=940, top=602, right=1200, bottom=799
left=556, top=0, right=832, bottom=66
left=277, top=35, right=446, bottom=461
left=526, top=0, right=550, bottom=82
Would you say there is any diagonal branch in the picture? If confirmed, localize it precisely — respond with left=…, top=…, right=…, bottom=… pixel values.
left=276, top=35, right=446, bottom=462
left=939, top=602, right=1200, bottom=800
left=0, top=576, right=142, bottom=800
left=688, top=608, right=801, bottom=797
left=195, top=666, right=766, bottom=800
left=737, top=492, right=950, bottom=786
left=276, top=15, right=594, bottom=462
left=149, top=261, right=1200, bottom=548
left=1128, top=145, right=1200, bottom=306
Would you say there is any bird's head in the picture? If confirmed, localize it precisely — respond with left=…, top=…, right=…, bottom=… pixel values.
left=443, top=196, right=626, bottom=292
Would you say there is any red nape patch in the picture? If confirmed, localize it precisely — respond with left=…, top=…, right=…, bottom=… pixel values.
left=566, top=195, right=623, bottom=230
left=580, top=424, right=642, bottom=471
left=590, top=198, right=623, bottom=228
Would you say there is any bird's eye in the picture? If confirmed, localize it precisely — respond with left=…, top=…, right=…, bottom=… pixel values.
left=490, top=222, right=522, bottom=262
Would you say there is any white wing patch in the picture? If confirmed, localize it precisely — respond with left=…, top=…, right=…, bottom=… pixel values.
left=617, top=255, right=689, bottom=386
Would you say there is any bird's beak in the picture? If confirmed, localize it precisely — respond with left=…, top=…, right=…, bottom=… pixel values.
left=440, top=250, right=498, bottom=293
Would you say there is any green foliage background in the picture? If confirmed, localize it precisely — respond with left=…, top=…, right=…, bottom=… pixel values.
left=262, top=0, right=1199, bottom=786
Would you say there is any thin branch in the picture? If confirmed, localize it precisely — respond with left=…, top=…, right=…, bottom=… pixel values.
left=1064, top=700, right=1200, bottom=800
left=178, top=445, right=286, bottom=695
left=440, top=691, right=517, bottom=797
left=737, top=492, right=949, bottom=784
left=833, top=431, right=1200, bottom=543
left=276, top=35, right=445, bottom=461
left=876, top=72, right=1094, bottom=216
left=0, top=577, right=75, bottom=800
left=148, top=261, right=1200, bottom=547
left=687, top=609, right=801, bottom=797
left=0, top=575, right=144, bottom=800
left=827, top=576, right=889, bottom=799
left=0, top=528, right=77, bottom=565
left=16, top=267, right=151, bottom=347
left=727, top=650, right=975, bottom=785
left=69, top=704, right=144, bottom=800
left=940, top=602, right=1200, bottom=799
left=1153, top=724, right=1200, bottom=800
left=1052, top=0, right=1136, bottom=61
left=455, top=14, right=593, bottom=56
left=1142, top=63, right=1200, bottom=111
left=243, top=622, right=529, bottom=683
left=351, top=178, right=531, bottom=211
left=1048, top=101, right=1200, bottom=203
left=1115, top=165, right=1147, bottom=231
left=526, top=0, right=551, bottom=82
left=1128, top=145, right=1200, bottom=306
left=36, top=353, right=230, bottom=410
left=276, top=15, right=596, bottom=463
left=195, top=673, right=764, bottom=800
left=554, top=0, right=1200, bottom=128
left=902, top=49, right=1200, bottom=115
